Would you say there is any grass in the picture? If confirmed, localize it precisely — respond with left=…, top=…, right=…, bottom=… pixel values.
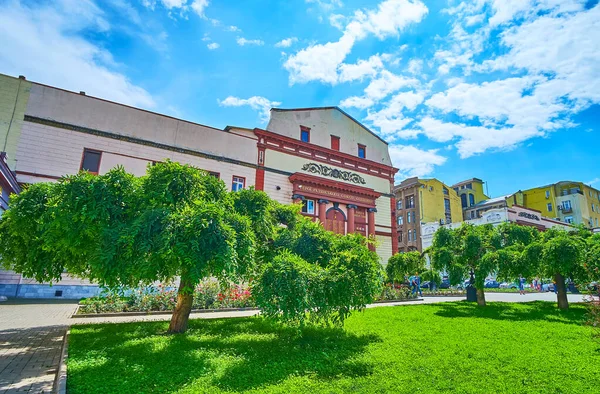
left=67, top=302, right=600, bottom=393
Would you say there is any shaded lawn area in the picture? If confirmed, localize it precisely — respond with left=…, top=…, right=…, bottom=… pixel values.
left=67, top=302, right=600, bottom=393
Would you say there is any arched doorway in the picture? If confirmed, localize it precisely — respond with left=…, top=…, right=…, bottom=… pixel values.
left=325, top=207, right=346, bottom=235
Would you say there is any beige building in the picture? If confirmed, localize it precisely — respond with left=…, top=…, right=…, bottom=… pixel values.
left=0, top=73, right=398, bottom=298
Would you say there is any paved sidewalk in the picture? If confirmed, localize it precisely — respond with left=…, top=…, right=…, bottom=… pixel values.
left=0, top=292, right=589, bottom=393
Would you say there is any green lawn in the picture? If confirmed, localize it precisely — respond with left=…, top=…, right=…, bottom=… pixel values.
left=68, top=302, right=600, bottom=393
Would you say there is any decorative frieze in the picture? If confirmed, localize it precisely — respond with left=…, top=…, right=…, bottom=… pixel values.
left=301, top=162, right=366, bottom=185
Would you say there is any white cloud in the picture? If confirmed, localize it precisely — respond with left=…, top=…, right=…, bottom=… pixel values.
left=207, top=42, right=219, bottom=50
left=364, top=70, right=419, bottom=101
left=306, top=0, right=343, bottom=12
left=275, top=37, right=298, bottom=48
left=191, top=0, right=209, bottom=17
left=407, top=59, right=422, bottom=74
left=218, top=96, right=281, bottom=122
left=329, top=14, right=345, bottom=30
left=236, top=37, right=265, bottom=46
left=227, top=25, right=241, bottom=32
left=389, top=145, right=447, bottom=178
left=365, top=91, right=424, bottom=136
left=588, top=178, right=600, bottom=186
left=284, top=0, right=428, bottom=84
left=338, top=54, right=386, bottom=82
left=0, top=0, right=155, bottom=109
left=340, top=96, right=375, bottom=110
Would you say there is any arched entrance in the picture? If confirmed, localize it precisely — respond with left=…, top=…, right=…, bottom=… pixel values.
left=325, top=207, right=346, bottom=235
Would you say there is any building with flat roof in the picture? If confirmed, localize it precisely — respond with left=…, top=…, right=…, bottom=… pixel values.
left=0, top=72, right=398, bottom=298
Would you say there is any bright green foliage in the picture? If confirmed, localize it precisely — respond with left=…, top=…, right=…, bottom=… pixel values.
left=429, top=224, right=497, bottom=301
left=585, top=234, right=600, bottom=277
left=492, top=222, right=539, bottom=281
left=253, top=219, right=382, bottom=327
left=67, top=302, right=599, bottom=393
left=540, top=233, right=586, bottom=280
left=386, top=251, right=425, bottom=284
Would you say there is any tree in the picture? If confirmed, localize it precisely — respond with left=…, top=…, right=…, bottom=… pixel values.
left=492, top=223, right=539, bottom=283
left=386, top=251, right=425, bottom=285
left=0, top=162, right=258, bottom=333
left=429, top=224, right=498, bottom=306
left=253, top=218, right=383, bottom=327
left=539, top=230, right=586, bottom=310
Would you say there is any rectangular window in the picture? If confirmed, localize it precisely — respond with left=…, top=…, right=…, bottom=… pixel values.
left=300, top=126, right=310, bottom=143
left=466, top=183, right=472, bottom=189
left=444, top=199, right=451, bottom=211
left=565, top=216, right=574, bottom=224
left=208, top=171, right=220, bottom=179
left=358, top=144, right=366, bottom=159
left=397, top=215, right=403, bottom=226
left=563, top=200, right=572, bottom=210
left=408, top=229, right=412, bottom=241
left=399, top=232, right=403, bottom=242
left=413, top=230, right=417, bottom=241
left=545, top=190, right=550, bottom=199
left=406, top=195, right=415, bottom=208
left=232, top=176, right=245, bottom=192
left=396, top=200, right=403, bottom=210
left=331, top=135, right=340, bottom=151
left=547, top=203, right=553, bottom=212
left=443, top=187, right=449, bottom=195
left=81, top=149, right=102, bottom=174
left=302, top=199, right=315, bottom=215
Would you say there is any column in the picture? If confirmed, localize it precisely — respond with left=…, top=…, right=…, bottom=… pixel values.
left=318, top=199, right=329, bottom=225
left=347, top=204, right=357, bottom=233
left=291, top=194, right=305, bottom=204
left=367, top=208, right=377, bottom=251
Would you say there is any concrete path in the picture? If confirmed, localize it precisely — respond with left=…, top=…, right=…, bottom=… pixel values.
left=0, top=292, right=588, bottom=393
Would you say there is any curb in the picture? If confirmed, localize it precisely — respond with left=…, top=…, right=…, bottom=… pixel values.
left=53, top=327, right=69, bottom=394
left=72, top=306, right=258, bottom=318
left=372, top=298, right=423, bottom=304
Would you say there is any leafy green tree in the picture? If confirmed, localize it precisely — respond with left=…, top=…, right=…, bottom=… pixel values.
left=492, top=223, right=539, bottom=282
left=539, top=230, right=586, bottom=310
left=386, top=251, right=425, bottom=285
left=429, top=224, right=498, bottom=306
left=253, top=218, right=382, bottom=327
left=0, top=162, right=257, bottom=333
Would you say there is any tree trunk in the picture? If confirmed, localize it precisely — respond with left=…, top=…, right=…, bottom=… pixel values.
left=168, top=277, right=194, bottom=334
left=476, top=287, right=486, bottom=306
left=554, top=273, right=569, bottom=310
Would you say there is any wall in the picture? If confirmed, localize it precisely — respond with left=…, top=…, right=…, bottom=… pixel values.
left=0, top=74, right=31, bottom=169
left=523, top=186, right=556, bottom=218
left=0, top=270, right=99, bottom=299
left=15, top=120, right=257, bottom=191
left=266, top=108, right=392, bottom=166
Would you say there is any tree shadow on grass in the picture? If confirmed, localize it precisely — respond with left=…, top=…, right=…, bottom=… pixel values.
left=430, top=301, right=587, bottom=326
left=67, top=317, right=380, bottom=393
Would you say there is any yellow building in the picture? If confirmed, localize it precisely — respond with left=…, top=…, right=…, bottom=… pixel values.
left=451, top=178, right=490, bottom=212
left=463, top=191, right=525, bottom=220
left=522, top=181, right=600, bottom=229
left=395, top=177, right=463, bottom=252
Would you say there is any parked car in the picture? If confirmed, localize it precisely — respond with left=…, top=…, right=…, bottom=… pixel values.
left=421, top=281, right=432, bottom=290
left=499, top=282, right=517, bottom=289
left=440, top=279, right=451, bottom=289
left=587, top=282, right=598, bottom=292
left=484, top=280, right=500, bottom=288
left=542, top=283, right=555, bottom=292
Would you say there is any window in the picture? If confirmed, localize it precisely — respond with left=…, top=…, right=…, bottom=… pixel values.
left=545, top=190, right=550, bottom=199
left=300, top=126, right=310, bottom=143
left=397, top=215, right=403, bottom=226
left=563, top=200, right=572, bottom=210
left=406, top=195, right=415, bottom=208
left=443, top=187, right=449, bottom=195
left=460, top=194, right=467, bottom=208
left=399, top=232, right=403, bottom=242
left=564, top=216, right=574, bottom=224
left=396, top=200, right=403, bottom=210
left=596, top=218, right=599, bottom=227
left=208, top=171, right=220, bottom=179
left=469, top=193, right=475, bottom=207
left=232, top=176, right=245, bottom=192
left=407, top=229, right=413, bottom=241
left=466, top=183, right=473, bottom=189
left=302, top=199, right=315, bottom=215
left=444, top=199, right=451, bottom=212
left=547, top=203, right=553, bottom=212
left=358, top=144, right=366, bottom=159
left=331, top=135, right=340, bottom=151
left=81, top=149, right=102, bottom=174
left=413, top=230, right=417, bottom=241
left=592, top=204, right=596, bottom=213
left=407, top=211, right=412, bottom=223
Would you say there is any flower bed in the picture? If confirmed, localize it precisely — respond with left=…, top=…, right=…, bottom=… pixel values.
left=375, top=284, right=418, bottom=301
left=77, top=279, right=254, bottom=314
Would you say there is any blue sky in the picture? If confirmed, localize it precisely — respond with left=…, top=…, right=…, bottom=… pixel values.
left=0, top=0, right=598, bottom=197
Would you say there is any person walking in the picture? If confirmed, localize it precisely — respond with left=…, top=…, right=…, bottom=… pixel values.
left=519, top=275, right=526, bottom=295
left=412, top=272, right=423, bottom=297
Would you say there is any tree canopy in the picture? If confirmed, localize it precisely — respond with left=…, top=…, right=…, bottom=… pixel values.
left=0, top=161, right=383, bottom=332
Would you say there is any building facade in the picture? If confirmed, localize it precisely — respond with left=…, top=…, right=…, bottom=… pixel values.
left=394, top=177, right=462, bottom=252
left=451, top=178, right=490, bottom=219
left=463, top=191, right=525, bottom=220
left=0, top=73, right=398, bottom=298
left=522, top=181, right=600, bottom=229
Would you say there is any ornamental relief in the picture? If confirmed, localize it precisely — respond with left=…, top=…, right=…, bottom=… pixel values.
left=301, top=163, right=366, bottom=185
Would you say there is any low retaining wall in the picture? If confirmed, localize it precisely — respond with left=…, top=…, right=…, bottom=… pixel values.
left=0, top=284, right=100, bottom=299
